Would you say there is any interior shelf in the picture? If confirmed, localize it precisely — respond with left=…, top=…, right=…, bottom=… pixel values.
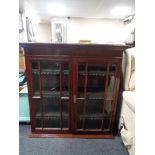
left=32, top=69, right=69, bottom=75
left=32, top=91, right=113, bottom=101
left=32, top=69, right=114, bottom=76
left=77, top=112, right=109, bottom=120
left=32, top=91, right=69, bottom=98
left=36, top=112, right=69, bottom=119
left=78, top=92, right=113, bottom=100
left=35, top=112, right=109, bottom=120
left=78, top=71, right=114, bottom=76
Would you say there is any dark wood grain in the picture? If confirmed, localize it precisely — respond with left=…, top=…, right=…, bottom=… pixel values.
left=60, top=63, right=63, bottom=130
left=25, top=57, right=35, bottom=132
left=101, top=64, right=109, bottom=129
left=30, top=133, right=113, bottom=139
left=38, top=62, right=44, bottom=130
left=82, top=63, right=88, bottom=129
left=20, top=43, right=129, bottom=58
left=21, top=43, right=129, bottom=138
left=69, top=62, right=73, bottom=132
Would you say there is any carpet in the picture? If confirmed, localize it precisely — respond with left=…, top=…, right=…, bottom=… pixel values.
left=19, top=125, right=129, bottom=155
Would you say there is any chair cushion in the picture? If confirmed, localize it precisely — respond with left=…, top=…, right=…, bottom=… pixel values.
left=123, top=91, right=135, bottom=112
left=123, top=47, right=135, bottom=91
left=129, top=71, right=135, bottom=90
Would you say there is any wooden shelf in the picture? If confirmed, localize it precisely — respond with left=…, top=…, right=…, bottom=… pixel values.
left=32, top=69, right=115, bottom=76
left=32, top=91, right=113, bottom=100
left=30, top=133, right=114, bottom=139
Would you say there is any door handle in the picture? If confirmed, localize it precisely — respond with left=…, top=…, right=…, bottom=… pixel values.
left=60, top=97, right=69, bottom=100
left=76, top=97, right=85, bottom=100
left=73, top=95, right=85, bottom=104
left=73, top=95, right=76, bottom=104
left=32, top=96, right=40, bottom=99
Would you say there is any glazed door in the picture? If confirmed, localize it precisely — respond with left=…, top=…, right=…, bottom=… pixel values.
left=73, top=60, right=119, bottom=134
left=29, top=60, right=71, bottom=133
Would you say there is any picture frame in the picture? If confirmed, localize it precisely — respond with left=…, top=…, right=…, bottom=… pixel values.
left=19, top=10, right=24, bottom=33
left=51, top=20, right=67, bottom=43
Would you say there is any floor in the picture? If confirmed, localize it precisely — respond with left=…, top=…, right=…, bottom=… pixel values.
left=19, top=125, right=129, bottom=155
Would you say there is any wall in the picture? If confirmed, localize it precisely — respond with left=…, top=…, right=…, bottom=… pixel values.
left=20, top=17, right=130, bottom=44
left=19, top=9, right=39, bottom=43
left=37, top=23, right=52, bottom=43
left=123, top=16, right=135, bottom=44
left=66, top=18, right=126, bottom=44
left=19, top=11, right=28, bottom=42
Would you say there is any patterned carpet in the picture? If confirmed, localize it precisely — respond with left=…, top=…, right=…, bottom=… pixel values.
left=19, top=125, right=129, bottom=155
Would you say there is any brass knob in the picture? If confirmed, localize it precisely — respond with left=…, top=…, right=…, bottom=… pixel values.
left=73, top=95, right=76, bottom=104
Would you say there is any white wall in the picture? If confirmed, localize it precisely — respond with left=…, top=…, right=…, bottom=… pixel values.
left=19, top=11, right=28, bottom=42
left=19, top=8, right=40, bottom=43
left=123, top=17, right=135, bottom=44
left=37, top=23, right=52, bottom=43
left=20, top=17, right=131, bottom=44
left=66, top=18, right=126, bottom=44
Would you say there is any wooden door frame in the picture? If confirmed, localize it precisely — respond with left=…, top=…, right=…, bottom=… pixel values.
left=25, top=56, right=73, bottom=134
left=72, top=57, right=121, bottom=135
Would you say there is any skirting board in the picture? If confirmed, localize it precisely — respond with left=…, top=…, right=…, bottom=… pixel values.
left=30, top=133, right=114, bottom=139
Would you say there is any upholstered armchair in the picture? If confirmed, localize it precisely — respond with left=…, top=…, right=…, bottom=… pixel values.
left=119, top=47, right=135, bottom=155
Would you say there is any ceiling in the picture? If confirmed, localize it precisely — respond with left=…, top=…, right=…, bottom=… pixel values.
left=19, top=0, right=135, bottom=23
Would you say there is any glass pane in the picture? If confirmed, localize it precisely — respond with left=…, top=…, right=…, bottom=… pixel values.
left=31, top=62, right=69, bottom=129
left=33, top=98, right=41, bottom=128
left=43, top=98, right=61, bottom=128
left=78, top=64, right=85, bottom=98
left=87, top=64, right=106, bottom=93
left=103, top=100, right=112, bottom=129
left=104, top=118, right=110, bottom=129
left=107, top=64, right=116, bottom=99
left=105, top=100, right=111, bottom=117
left=31, top=62, right=39, bottom=93
left=76, top=100, right=85, bottom=129
left=40, top=62, right=69, bottom=95
left=76, top=63, right=115, bottom=130
left=85, top=119, right=102, bottom=129
left=86, top=99, right=103, bottom=114
left=41, top=62, right=61, bottom=92
left=62, top=99, right=69, bottom=128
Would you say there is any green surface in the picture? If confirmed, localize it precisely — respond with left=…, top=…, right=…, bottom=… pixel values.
left=19, top=93, right=30, bottom=122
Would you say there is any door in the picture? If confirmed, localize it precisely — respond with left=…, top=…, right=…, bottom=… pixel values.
left=73, top=60, right=118, bottom=134
left=29, top=60, right=71, bottom=133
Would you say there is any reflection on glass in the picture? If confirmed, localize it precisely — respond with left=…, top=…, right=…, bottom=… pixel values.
left=105, top=100, right=111, bottom=116
left=107, top=64, right=116, bottom=99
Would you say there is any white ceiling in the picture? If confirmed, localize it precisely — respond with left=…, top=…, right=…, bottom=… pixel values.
left=19, top=0, right=135, bottom=23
